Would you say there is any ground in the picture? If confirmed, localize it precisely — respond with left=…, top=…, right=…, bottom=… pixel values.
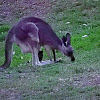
left=0, top=0, right=51, bottom=24
left=0, top=0, right=100, bottom=100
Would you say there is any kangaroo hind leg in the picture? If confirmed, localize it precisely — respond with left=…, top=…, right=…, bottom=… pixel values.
left=32, top=47, right=40, bottom=66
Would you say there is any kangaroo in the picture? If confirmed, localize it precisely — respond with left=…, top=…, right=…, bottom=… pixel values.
left=0, top=17, right=75, bottom=69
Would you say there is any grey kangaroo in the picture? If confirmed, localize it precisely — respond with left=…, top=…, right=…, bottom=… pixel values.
left=0, top=17, right=75, bottom=69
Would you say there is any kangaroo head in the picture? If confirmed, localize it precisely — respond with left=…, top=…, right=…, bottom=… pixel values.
left=62, top=33, right=75, bottom=61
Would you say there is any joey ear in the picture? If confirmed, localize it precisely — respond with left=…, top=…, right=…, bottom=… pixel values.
left=66, top=33, right=71, bottom=46
left=39, top=51, right=43, bottom=53
left=62, top=36, right=67, bottom=46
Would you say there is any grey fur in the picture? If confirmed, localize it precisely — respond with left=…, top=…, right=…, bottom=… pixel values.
left=0, top=17, right=75, bottom=69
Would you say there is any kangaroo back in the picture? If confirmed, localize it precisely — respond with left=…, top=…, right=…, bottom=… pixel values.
left=17, top=17, right=62, bottom=49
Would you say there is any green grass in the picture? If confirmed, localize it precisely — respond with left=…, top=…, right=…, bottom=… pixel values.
left=0, top=0, right=100, bottom=100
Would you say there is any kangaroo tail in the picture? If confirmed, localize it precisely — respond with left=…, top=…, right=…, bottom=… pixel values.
left=0, top=35, right=13, bottom=69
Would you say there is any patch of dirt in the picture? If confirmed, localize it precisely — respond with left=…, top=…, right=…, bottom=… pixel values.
left=58, top=73, right=100, bottom=89
left=0, top=0, right=51, bottom=24
left=0, top=88, right=21, bottom=100
left=71, top=73, right=100, bottom=87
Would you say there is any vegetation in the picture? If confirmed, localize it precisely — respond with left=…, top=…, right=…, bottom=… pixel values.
left=0, top=0, right=100, bottom=99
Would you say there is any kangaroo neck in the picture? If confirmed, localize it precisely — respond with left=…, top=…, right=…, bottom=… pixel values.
left=57, top=41, right=65, bottom=54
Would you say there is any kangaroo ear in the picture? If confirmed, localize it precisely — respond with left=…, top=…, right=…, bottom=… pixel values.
left=66, top=33, right=71, bottom=46
left=62, top=36, right=67, bottom=46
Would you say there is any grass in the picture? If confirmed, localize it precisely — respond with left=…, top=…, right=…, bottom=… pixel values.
left=0, top=0, right=100, bottom=100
